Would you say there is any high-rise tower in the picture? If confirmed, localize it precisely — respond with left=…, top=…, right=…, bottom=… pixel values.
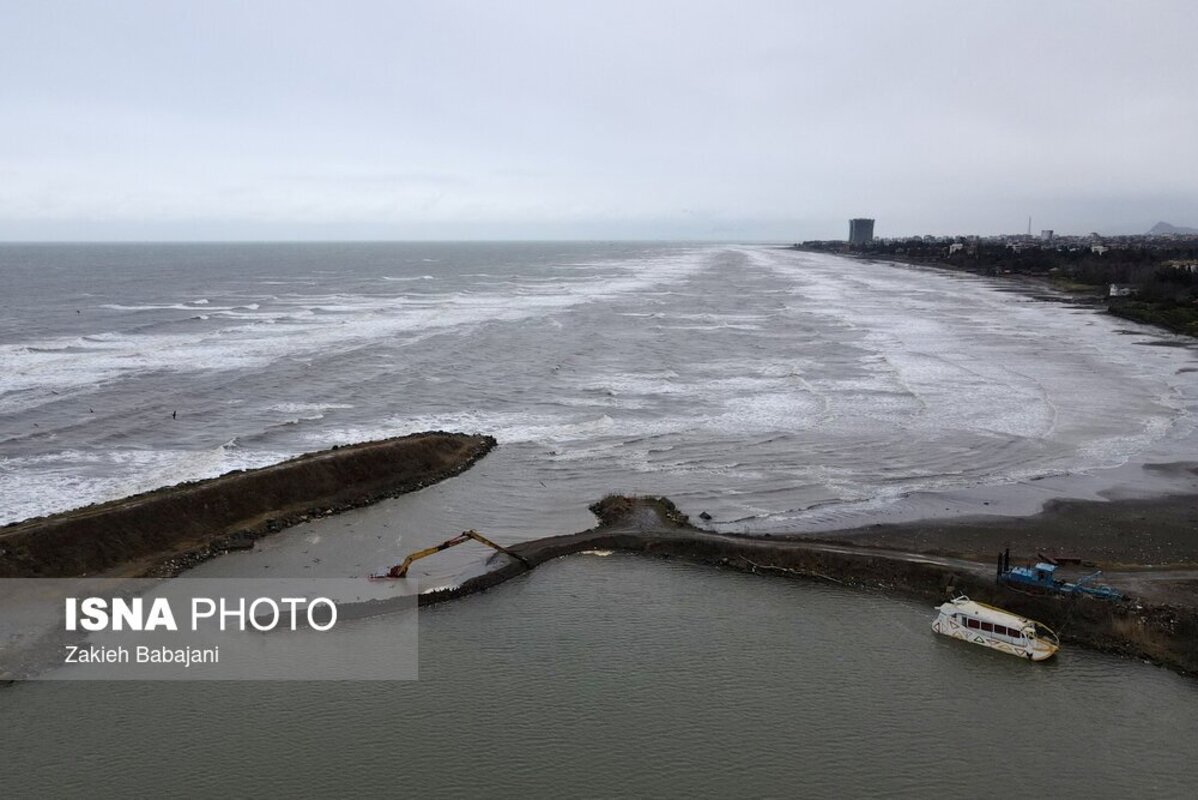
left=849, top=218, right=875, bottom=245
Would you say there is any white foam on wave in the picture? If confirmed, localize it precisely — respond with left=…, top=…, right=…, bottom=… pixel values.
left=1074, top=413, right=1182, bottom=469
left=292, top=368, right=831, bottom=467
left=713, top=392, right=826, bottom=433
left=0, top=444, right=281, bottom=525
left=100, top=302, right=238, bottom=312
left=267, top=402, right=355, bottom=415
left=0, top=248, right=709, bottom=415
left=262, top=401, right=356, bottom=426
left=298, top=410, right=634, bottom=449
left=747, top=246, right=1195, bottom=470
left=9, top=244, right=1196, bottom=528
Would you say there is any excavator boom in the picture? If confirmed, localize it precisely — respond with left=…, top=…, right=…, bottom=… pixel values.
left=372, top=530, right=531, bottom=579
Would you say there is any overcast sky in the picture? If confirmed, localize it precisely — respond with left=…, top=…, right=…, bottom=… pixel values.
left=2, top=1, right=1197, bottom=241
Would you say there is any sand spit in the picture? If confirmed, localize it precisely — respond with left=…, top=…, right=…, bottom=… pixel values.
left=0, top=432, right=495, bottom=578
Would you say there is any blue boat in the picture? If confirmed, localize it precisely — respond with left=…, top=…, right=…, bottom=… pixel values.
left=996, top=550, right=1123, bottom=601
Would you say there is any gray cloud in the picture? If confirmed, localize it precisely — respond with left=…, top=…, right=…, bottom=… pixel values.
left=2, top=0, right=1196, bottom=240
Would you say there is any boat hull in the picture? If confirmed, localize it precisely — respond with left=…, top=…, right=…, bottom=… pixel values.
left=932, top=616, right=1057, bottom=661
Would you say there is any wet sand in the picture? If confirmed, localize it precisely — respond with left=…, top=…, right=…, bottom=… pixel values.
left=810, top=468, right=1198, bottom=567
left=809, top=487, right=1198, bottom=607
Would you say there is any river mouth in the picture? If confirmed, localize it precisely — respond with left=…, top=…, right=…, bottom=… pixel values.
left=4, top=242, right=1198, bottom=795
left=3, top=554, right=1196, bottom=797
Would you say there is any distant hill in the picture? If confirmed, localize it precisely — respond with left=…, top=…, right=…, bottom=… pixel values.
left=1148, top=221, right=1198, bottom=235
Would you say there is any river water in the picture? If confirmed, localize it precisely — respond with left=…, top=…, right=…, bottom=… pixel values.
left=3, top=555, right=1196, bottom=797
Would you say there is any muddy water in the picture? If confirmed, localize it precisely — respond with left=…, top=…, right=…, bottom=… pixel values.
left=3, top=555, right=1195, bottom=798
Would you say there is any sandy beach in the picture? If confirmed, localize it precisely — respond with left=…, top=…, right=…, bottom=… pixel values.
left=813, top=476, right=1198, bottom=566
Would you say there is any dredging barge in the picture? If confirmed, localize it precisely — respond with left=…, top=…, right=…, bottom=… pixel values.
left=996, top=549, right=1123, bottom=601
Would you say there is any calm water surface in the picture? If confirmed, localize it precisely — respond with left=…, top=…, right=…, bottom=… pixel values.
left=3, top=555, right=1195, bottom=798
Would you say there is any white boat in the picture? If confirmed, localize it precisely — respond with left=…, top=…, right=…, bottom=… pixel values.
left=932, top=595, right=1059, bottom=661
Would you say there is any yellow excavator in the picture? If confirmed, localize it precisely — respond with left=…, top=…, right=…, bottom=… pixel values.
left=370, top=529, right=532, bottom=579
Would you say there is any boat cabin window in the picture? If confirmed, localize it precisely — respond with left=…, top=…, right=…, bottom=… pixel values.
left=959, top=616, right=1023, bottom=639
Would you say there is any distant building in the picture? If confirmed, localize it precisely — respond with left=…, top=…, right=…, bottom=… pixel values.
left=948, top=243, right=965, bottom=255
left=1091, top=244, right=1109, bottom=255
left=1040, top=229, right=1054, bottom=242
left=1109, top=283, right=1139, bottom=297
left=1164, top=260, right=1198, bottom=273
left=849, top=218, right=875, bottom=245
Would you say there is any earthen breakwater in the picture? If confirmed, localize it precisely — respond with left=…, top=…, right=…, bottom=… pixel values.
left=415, top=496, right=1198, bottom=677
left=0, top=432, right=495, bottom=579
left=2, top=446, right=1194, bottom=677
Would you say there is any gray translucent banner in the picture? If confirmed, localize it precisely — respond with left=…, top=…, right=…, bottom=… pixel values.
left=0, top=578, right=418, bottom=680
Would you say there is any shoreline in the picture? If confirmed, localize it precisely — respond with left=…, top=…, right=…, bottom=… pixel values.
left=709, top=456, right=1198, bottom=536
left=413, top=495, right=1198, bottom=676
left=2, top=432, right=1195, bottom=675
left=788, top=244, right=1198, bottom=339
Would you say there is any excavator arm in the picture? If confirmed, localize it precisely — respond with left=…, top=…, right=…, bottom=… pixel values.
left=373, top=530, right=532, bottom=579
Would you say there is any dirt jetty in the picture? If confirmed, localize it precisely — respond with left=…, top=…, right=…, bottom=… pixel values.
left=417, top=495, right=1198, bottom=677
left=0, top=432, right=495, bottom=578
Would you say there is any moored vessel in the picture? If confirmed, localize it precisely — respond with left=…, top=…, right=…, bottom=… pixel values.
left=932, top=595, right=1059, bottom=661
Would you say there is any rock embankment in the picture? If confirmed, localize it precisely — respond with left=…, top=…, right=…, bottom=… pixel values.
left=0, top=432, right=495, bottom=578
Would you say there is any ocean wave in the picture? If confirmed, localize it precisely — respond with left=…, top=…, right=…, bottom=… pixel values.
left=0, top=444, right=281, bottom=525
left=100, top=300, right=228, bottom=312
left=5, top=244, right=1196, bottom=530
left=0, top=249, right=708, bottom=413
